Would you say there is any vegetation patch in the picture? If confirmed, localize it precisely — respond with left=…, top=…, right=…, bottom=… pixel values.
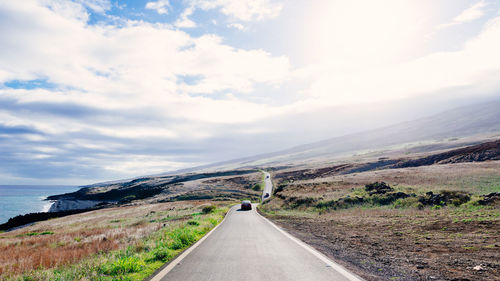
left=477, top=192, right=500, bottom=205
left=275, top=182, right=482, bottom=212
left=21, top=231, right=54, bottom=237
left=252, top=183, right=263, bottom=191
left=3, top=205, right=228, bottom=281
left=202, top=205, right=216, bottom=214
left=418, top=190, right=470, bottom=207
left=284, top=197, right=318, bottom=208
left=273, top=183, right=288, bottom=196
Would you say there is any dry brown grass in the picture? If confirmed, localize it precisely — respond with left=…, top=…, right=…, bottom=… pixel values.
left=273, top=161, right=500, bottom=201
left=0, top=200, right=221, bottom=279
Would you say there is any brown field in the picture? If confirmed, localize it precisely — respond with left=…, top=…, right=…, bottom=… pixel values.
left=261, top=160, right=500, bottom=281
left=0, top=200, right=226, bottom=279
left=272, top=161, right=500, bottom=200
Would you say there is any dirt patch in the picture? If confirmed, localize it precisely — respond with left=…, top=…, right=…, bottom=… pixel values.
left=263, top=209, right=500, bottom=281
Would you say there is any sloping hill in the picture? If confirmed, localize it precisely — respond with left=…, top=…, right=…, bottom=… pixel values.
left=220, top=100, right=500, bottom=166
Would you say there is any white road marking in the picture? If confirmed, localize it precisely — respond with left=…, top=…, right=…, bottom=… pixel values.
left=149, top=207, right=232, bottom=281
left=256, top=208, right=364, bottom=281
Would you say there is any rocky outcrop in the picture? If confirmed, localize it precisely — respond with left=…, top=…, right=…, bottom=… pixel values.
left=48, top=199, right=102, bottom=212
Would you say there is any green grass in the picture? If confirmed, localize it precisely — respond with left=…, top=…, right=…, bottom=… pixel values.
left=19, top=231, right=54, bottom=237
left=252, top=183, right=263, bottom=191
left=251, top=171, right=267, bottom=192
left=12, top=207, right=228, bottom=281
left=454, top=174, right=500, bottom=195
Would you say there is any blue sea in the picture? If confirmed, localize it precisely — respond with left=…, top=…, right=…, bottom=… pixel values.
left=0, top=185, right=80, bottom=224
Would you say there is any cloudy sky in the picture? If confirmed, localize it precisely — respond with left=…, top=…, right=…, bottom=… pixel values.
left=1, top=0, right=500, bottom=185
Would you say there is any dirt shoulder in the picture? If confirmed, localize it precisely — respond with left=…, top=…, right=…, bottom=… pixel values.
left=261, top=208, right=499, bottom=281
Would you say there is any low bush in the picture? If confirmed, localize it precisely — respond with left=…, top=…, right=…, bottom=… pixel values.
left=202, top=205, right=216, bottom=214
left=252, top=184, right=262, bottom=191
left=169, top=227, right=199, bottom=250
left=273, top=183, right=287, bottom=195
left=419, top=191, right=470, bottom=207
left=393, top=197, right=420, bottom=209
left=100, top=256, right=145, bottom=275
left=285, top=197, right=318, bottom=208
left=147, top=247, right=171, bottom=262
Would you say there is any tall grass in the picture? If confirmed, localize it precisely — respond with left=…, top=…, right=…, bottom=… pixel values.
left=1, top=204, right=228, bottom=281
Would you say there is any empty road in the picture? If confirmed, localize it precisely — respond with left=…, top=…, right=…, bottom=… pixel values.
left=151, top=204, right=362, bottom=281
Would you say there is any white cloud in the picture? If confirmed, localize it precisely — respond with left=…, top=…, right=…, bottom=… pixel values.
left=2, top=0, right=500, bottom=184
left=299, top=14, right=500, bottom=106
left=174, top=6, right=197, bottom=28
left=227, top=22, right=245, bottom=30
left=439, top=1, right=487, bottom=28
left=192, top=0, right=283, bottom=21
left=454, top=1, right=487, bottom=22
left=0, top=0, right=292, bottom=182
left=145, top=0, right=171, bottom=15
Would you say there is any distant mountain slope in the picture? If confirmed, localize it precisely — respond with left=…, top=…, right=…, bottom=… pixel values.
left=222, top=100, right=500, bottom=166
left=394, top=139, right=500, bottom=168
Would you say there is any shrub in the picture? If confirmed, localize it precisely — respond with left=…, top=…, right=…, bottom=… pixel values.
left=100, top=256, right=145, bottom=275
left=147, top=247, right=171, bottom=262
left=169, top=227, right=198, bottom=250
left=315, top=200, right=337, bottom=209
left=365, top=182, right=393, bottom=194
left=287, top=197, right=318, bottom=208
left=274, top=183, right=287, bottom=195
left=187, top=220, right=200, bottom=226
left=393, top=197, right=420, bottom=208
left=202, top=205, right=216, bottom=214
left=208, top=217, right=218, bottom=226
left=252, top=184, right=262, bottom=191
left=419, top=191, right=470, bottom=207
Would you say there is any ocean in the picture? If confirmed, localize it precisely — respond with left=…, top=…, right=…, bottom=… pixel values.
left=0, top=185, right=79, bottom=224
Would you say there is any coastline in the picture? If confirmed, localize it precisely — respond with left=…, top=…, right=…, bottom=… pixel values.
left=0, top=185, right=78, bottom=225
left=41, top=197, right=55, bottom=212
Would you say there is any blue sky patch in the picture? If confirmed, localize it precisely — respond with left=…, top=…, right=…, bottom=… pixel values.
left=4, top=79, right=57, bottom=90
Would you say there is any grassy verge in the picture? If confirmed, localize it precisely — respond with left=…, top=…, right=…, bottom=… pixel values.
left=7, top=206, right=228, bottom=281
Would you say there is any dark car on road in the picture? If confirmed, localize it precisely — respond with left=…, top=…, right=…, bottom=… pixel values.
left=264, top=193, right=269, bottom=198
left=241, top=200, right=252, bottom=210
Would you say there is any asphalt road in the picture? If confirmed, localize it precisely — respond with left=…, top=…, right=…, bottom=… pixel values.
left=261, top=171, right=273, bottom=201
left=152, top=204, right=361, bottom=281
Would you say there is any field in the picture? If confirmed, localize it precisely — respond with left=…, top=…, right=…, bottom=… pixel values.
left=0, top=200, right=231, bottom=280
left=1, top=140, right=498, bottom=280
left=260, top=161, right=500, bottom=281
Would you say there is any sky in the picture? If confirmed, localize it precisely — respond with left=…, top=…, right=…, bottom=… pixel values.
left=1, top=0, right=500, bottom=185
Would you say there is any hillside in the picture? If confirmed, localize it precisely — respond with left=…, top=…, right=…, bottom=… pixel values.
left=37, top=101, right=500, bottom=216
left=210, top=101, right=500, bottom=168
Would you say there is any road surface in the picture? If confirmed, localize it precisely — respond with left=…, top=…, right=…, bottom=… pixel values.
left=151, top=205, right=361, bottom=281
left=261, top=171, right=273, bottom=201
